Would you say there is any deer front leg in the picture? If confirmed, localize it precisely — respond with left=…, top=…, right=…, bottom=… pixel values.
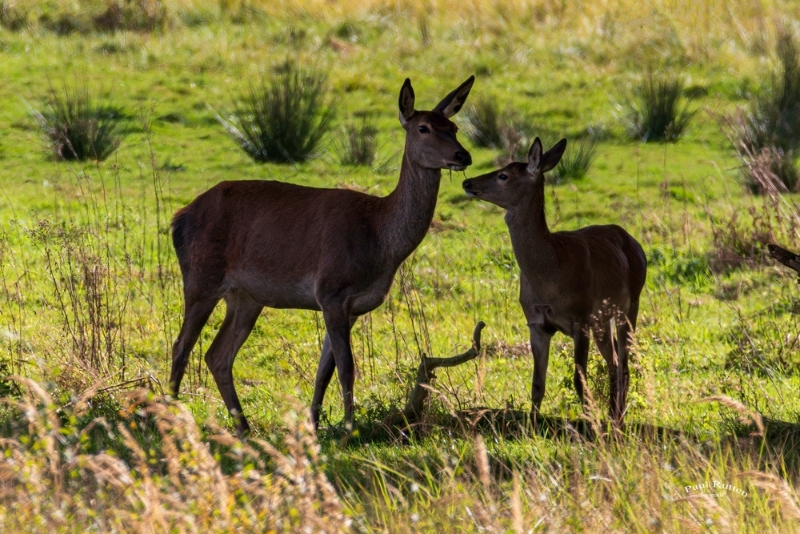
left=310, top=315, right=358, bottom=430
left=310, top=335, right=335, bottom=430
left=528, top=324, right=551, bottom=427
left=322, top=309, right=357, bottom=431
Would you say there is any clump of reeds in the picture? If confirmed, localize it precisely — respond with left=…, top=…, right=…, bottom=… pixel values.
left=461, top=97, right=505, bottom=149
left=335, top=116, right=379, bottom=166
left=219, top=62, right=335, bottom=164
left=623, top=70, right=695, bottom=142
left=32, top=83, right=127, bottom=161
left=724, top=29, right=800, bottom=193
left=553, top=138, right=597, bottom=183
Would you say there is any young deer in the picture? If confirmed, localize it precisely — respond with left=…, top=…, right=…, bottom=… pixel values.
left=169, top=76, right=474, bottom=435
left=462, top=138, right=646, bottom=425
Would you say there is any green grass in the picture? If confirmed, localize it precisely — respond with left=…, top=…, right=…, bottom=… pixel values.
left=1, top=3, right=800, bottom=531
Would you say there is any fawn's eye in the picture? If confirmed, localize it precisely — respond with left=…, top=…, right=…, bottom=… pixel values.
left=418, top=125, right=430, bottom=134
left=498, top=173, right=508, bottom=181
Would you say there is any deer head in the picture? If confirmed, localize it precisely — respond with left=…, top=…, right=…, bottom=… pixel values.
left=462, top=137, right=567, bottom=209
left=398, top=76, right=474, bottom=171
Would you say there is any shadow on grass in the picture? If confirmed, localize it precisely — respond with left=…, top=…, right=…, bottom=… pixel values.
left=314, top=412, right=800, bottom=502
left=320, top=407, right=689, bottom=445
left=319, top=408, right=800, bottom=476
left=757, top=416, right=800, bottom=474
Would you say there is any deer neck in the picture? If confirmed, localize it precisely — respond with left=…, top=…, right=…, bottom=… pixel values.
left=380, top=152, right=442, bottom=264
left=504, top=180, right=558, bottom=281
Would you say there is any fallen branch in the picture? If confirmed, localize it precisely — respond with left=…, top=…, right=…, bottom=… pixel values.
left=768, top=243, right=800, bottom=279
left=383, top=321, right=485, bottom=427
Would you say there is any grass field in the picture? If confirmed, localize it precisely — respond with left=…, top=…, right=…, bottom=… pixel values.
left=1, top=0, right=800, bottom=531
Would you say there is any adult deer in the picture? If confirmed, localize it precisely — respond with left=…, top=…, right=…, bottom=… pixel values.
left=170, top=76, right=474, bottom=435
left=462, top=138, right=646, bottom=425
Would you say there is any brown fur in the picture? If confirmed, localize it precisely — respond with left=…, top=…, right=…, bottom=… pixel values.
left=463, top=138, right=646, bottom=425
left=170, top=76, right=475, bottom=435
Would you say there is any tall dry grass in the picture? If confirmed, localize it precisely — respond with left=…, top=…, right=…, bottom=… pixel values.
left=1, top=378, right=798, bottom=532
left=0, top=378, right=350, bottom=533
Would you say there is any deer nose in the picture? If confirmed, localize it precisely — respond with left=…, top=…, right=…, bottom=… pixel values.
left=455, top=150, right=472, bottom=166
left=462, top=178, right=473, bottom=189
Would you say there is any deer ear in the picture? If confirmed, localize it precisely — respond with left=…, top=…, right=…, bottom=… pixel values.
left=527, top=137, right=543, bottom=176
left=541, top=138, right=567, bottom=173
left=399, top=78, right=415, bottom=125
left=433, top=75, right=475, bottom=118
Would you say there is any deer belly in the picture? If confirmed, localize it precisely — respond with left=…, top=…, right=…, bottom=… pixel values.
left=227, top=274, right=320, bottom=310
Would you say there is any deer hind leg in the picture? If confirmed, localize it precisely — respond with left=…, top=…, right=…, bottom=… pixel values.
left=595, top=319, right=627, bottom=426
left=613, top=300, right=638, bottom=426
left=572, top=327, right=590, bottom=408
left=614, top=319, right=632, bottom=426
left=170, top=293, right=219, bottom=399
left=204, top=291, right=263, bottom=437
left=310, top=316, right=357, bottom=429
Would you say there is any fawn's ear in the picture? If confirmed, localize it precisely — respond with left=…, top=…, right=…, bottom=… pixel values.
left=433, top=75, right=475, bottom=118
left=399, top=78, right=415, bottom=125
left=541, top=138, right=567, bottom=173
left=527, top=137, right=544, bottom=176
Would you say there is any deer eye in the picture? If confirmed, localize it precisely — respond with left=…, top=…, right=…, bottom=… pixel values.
left=498, top=173, right=508, bottom=181
left=418, top=125, right=430, bottom=134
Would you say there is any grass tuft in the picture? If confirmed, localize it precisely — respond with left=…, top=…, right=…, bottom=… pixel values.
left=553, top=138, right=596, bottom=183
left=726, top=29, right=800, bottom=193
left=0, top=0, right=27, bottom=30
left=334, top=116, right=378, bottom=166
left=93, top=0, right=169, bottom=32
left=219, top=62, right=334, bottom=164
left=32, top=83, right=127, bottom=161
left=461, top=97, right=505, bottom=148
left=624, top=70, right=695, bottom=142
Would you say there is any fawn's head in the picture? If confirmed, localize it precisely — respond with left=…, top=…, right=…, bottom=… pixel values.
left=462, top=137, right=567, bottom=209
left=398, top=76, right=474, bottom=171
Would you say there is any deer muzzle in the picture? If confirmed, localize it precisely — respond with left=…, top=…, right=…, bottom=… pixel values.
left=462, top=178, right=479, bottom=197
left=448, top=149, right=472, bottom=171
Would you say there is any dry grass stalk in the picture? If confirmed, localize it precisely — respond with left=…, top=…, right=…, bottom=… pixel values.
left=511, top=471, right=523, bottom=534
left=741, top=470, right=800, bottom=520
left=700, top=395, right=765, bottom=436
left=474, top=434, right=491, bottom=489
